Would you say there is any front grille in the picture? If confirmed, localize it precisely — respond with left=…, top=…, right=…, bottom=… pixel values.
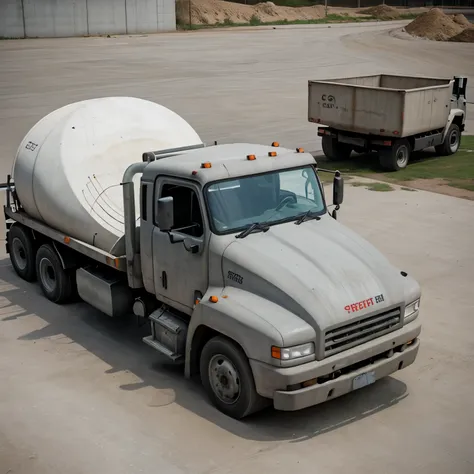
left=324, top=306, right=402, bottom=357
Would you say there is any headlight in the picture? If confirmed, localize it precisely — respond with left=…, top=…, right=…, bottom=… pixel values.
left=271, top=342, right=315, bottom=361
left=404, top=299, right=420, bottom=319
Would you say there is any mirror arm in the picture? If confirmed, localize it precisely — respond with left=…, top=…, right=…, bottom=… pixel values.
left=165, top=231, right=200, bottom=254
left=166, top=231, right=184, bottom=245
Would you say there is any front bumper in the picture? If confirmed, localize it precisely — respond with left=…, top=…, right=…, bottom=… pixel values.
left=249, top=318, right=421, bottom=411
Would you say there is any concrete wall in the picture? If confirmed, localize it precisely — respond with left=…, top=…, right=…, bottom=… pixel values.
left=0, top=0, right=176, bottom=38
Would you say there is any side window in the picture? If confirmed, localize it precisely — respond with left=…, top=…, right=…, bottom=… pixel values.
left=159, top=183, right=203, bottom=238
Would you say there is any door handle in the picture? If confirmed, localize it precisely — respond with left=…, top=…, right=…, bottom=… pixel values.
left=162, top=271, right=168, bottom=289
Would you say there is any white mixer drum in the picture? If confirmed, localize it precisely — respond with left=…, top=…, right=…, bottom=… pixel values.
left=12, top=97, right=203, bottom=253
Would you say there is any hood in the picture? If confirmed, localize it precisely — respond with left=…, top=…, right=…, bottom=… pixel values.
left=222, top=216, right=416, bottom=334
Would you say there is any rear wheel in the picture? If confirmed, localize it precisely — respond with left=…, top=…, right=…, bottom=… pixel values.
left=322, top=135, right=352, bottom=161
left=435, top=123, right=460, bottom=156
left=8, top=224, right=37, bottom=282
left=379, top=139, right=411, bottom=171
left=200, top=336, right=268, bottom=419
left=36, top=244, right=75, bottom=304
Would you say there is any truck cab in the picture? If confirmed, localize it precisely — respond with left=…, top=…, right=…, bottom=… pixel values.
left=133, top=143, right=421, bottom=418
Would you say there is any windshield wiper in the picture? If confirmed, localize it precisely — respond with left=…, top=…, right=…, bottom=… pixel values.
left=236, top=222, right=270, bottom=239
left=295, top=210, right=321, bottom=225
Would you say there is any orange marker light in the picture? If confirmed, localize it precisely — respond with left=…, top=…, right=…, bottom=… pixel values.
left=247, top=154, right=256, bottom=161
left=201, top=162, right=212, bottom=169
left=271, top=346, right=281, bottom=359
left=296, top=147, right=304, bottom=153
left=64, top=236, right=71, bottom=244
left=209, top=296, right=219, bottom=303
left=272, top=141, right=280, bottom=147
left=268, top=151, right=277, bottom=157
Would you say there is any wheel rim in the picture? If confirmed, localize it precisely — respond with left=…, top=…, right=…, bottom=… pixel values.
left=39, top=257, right=56, bottom=293
left=396, top=146, right=409, bottom=168
left=208, top=354, right=241, bottom=405
left=11, top=237, right=27, bottom=271
left=449, top=129, right=459, bottom=153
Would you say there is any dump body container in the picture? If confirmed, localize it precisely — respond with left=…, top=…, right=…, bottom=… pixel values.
left=308, top=74, right=453, bottom=137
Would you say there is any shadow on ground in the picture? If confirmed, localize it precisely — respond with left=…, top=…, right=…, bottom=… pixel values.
left=0, top=259, right=408, bottom=442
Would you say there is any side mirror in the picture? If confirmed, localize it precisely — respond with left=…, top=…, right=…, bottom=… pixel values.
left=333, top=171, right=344, bottom=206
left=156, top=196, right=174, bottom=232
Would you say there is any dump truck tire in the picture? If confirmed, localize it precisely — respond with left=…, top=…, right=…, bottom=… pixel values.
left=435, top=123, right=460, bottom=156
left=379, top=139, right=411, bottom=171
left=322, top=135, right=352, bottom=161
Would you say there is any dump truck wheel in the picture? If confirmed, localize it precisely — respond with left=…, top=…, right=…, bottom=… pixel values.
left=200, top=336, right=268, bottom=419
left=8, top=224, right=37, bottom=282
left=435, top=124, right=460, bottom=156
left=36, top=244, right=74, bottom=304
left=379, top=139, right=411, bottom=171
left=322, top=135, right=352, bottom=161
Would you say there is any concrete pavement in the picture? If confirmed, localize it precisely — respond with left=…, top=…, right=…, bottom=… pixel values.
left=1, top=22, right=473, bottom=474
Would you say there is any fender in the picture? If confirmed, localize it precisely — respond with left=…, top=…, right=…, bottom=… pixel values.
left=184, top=286, right=316, bottom=378
left=52, top=241, right=78, bottom=269
left=442, top=109, right=465, bottom=140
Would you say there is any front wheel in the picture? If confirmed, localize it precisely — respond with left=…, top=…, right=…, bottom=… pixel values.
left=200, top=336, right=268, bottom=419
left=321, top=135, right=352, bottom=161
left=379, top=139, right=411, bottom=171
left=435, top=123, right=461, bottom=156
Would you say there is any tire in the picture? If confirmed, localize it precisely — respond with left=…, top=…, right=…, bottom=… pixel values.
left=8, top=224, right=37, bottom=282
left=435, top=123, right=461, bottom=156
left=322, top=135, right=352, bottom=161
left=379, top=139, right=411, bottom=171
left=200, top=336, right=268, bottom=419
left=35, top=244, right=74, bottom=304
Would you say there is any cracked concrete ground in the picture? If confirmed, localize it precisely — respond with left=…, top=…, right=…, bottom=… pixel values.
left=0, top=21, right=473, bottom=474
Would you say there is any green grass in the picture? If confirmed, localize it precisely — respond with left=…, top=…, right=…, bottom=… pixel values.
left=317, top=136, right=474, bottom=194
left=351, top=182, right=395, bottom=192
left=177, top=13, right=416, bottom=30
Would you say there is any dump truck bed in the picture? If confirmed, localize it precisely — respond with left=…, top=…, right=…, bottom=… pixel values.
left=308, top=74, right=453, bottom=138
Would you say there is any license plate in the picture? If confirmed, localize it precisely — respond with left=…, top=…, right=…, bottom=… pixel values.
left=352, top=371, right=376, bottom=390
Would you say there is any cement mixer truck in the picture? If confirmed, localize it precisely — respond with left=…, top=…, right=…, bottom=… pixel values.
left=4, top=97, right=422, bottom=419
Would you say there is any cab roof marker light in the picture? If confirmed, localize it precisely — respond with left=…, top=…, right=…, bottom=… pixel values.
left=296, top=147, right=304, bottom=153
left=268, top=151, right=277, bottom=157
left=201, top=162, right=212, bottom=168
left=247, top=154, right=256, bottom=161
left=271, top=141, right=280, bottom=147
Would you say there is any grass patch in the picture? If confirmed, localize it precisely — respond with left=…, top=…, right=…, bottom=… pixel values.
left=351, top=182, right=394, bottom=192
left=177, top=13, right=418, bottom=30
left=317, top=136, right=474, bottom=194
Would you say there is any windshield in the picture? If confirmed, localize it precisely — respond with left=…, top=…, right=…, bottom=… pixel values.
left=206, top=166, right=326, bottom=234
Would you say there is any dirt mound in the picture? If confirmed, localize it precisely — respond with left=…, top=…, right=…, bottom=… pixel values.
left=449, top=28, right=474, bottom=42
left=451, top=13, right=472, bottom=27
left=359, top=4, right=400, bottom=20
left=176, top=0, right=326, bottom=26
left=405, top=8, right=464, bottom=41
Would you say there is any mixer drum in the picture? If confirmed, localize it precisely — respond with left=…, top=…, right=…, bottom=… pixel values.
left=12, top=97, right=203, bottom=253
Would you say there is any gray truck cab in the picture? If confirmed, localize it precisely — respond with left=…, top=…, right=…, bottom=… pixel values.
left=134, top=143, right=421, bottom=418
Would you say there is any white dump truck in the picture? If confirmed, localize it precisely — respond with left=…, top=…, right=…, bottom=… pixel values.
left=308, top=74, right=468, bottom=171
left=4, top=97, right=422, bottom=419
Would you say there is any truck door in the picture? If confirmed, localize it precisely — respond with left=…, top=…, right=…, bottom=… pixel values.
left=152, top=177, right=209, bottom=312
